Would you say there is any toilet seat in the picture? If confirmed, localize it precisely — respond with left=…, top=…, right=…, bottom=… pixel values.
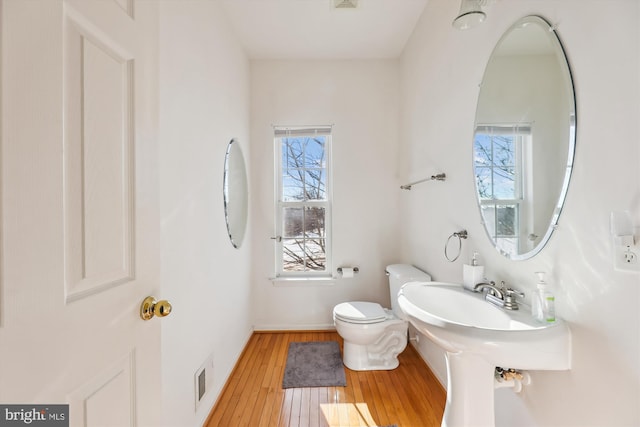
left=333, top=301, right=390, bottom=325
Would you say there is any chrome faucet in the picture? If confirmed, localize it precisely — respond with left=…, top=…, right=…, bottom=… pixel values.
left=473, top=281, right=505, bottom=307
left=473, top=281, right=524, bottom=310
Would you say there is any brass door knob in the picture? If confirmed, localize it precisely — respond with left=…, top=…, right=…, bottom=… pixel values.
left=140, top=296, right=172, bottom=320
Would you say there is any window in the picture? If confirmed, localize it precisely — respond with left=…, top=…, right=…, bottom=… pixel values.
left=274, top=126, right=332, bottom=277
left=474, top=124, right=531, bottom=255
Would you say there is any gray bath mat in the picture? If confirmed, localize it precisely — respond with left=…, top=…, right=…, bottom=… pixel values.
left=282, top=341, right=347, bottom=388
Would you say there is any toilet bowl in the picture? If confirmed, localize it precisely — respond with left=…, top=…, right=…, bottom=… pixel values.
left=334, top=301, right=408, bottom=370
left=333, top=264, right=431, bottom=371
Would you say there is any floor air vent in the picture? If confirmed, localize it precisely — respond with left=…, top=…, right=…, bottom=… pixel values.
left=194, top=353, right=214, bottom=410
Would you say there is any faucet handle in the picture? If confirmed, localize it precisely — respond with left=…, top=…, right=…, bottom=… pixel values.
left=504, top=287, right=525, bottom=298
left=502, top=286, right=525, bottom=310
left=500, top=281, right=524, bottom=298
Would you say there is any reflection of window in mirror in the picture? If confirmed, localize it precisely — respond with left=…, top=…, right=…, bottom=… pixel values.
left=474, top=124, right=533, bottom=255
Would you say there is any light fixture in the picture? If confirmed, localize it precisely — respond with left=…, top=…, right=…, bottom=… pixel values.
left=333, top=0, right=358, bottom=9
left=452, top=0, right=486, bottom=30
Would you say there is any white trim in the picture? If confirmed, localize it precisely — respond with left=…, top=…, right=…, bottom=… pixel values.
left=274, top=129, right=332, bottom=278
left=273, top=125, right=332, bottom=137
left=253, top=324, right=336, bottom=331
left=269, top=276, right=336, bottom=286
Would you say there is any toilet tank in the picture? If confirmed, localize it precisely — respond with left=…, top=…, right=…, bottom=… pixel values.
left=386, top=264, right=431, bottom=317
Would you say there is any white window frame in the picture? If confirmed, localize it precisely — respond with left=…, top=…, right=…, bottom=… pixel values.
left=273, top=126, right=332, bottom=278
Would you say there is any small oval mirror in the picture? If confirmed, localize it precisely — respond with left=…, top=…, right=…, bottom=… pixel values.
left=473, top=16, right=576, bottom=260
left=223, top=139, right=248, bottom=249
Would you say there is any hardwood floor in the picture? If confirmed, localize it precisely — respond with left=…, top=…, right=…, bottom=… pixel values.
left=205, top=331, right=446, bottom=427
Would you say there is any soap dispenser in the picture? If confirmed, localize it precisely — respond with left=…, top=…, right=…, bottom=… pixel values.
left=532, top=272, right=556, bottom=323
left=463, top=252, right=484, bottom=291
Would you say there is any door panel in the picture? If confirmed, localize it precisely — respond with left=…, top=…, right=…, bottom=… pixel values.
left=64, top=8, right=135, bottom=302
left=0, top=1, right=161, bottom=426
left=68, top=352, right=136, bottom=427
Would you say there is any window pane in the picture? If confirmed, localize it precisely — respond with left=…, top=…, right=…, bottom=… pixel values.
left=281, top=238, right=326, bottom=272
left=305, top=137, right=326, bottom=168
left=474, top=129, right=519, bottom=201
left=304, top=170, right=326, bottom=200
left=493, top=167, right=516, bottom=199
left=282, top=136, right=327, bottom=202
left=474, top=135, right=492, bottom=166
left=493, top=135, right=515, bottom=166
left=475, top=168, right=492, bottom=199
left=282, top=239, right=305, bottom=272
left=482, top=204, right=517, bottom=238
left=283, top=207, right=303, bottom=238
left=282, top=138, right=303, bottom=169
left=304, top=207, right=325, bottom=238
left=282, top=207, right=326, bottom=271
left=282, top=172, right=304, bottom=201
left=496, top=238, right=518, bottom=256
left=496, top=205, right=517, bottom=237
left=481, top=205, right=496, bottom=237
left=304, top=238, right=326, bottom=271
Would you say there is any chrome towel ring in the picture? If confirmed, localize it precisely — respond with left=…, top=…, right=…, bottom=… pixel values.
left=445, top=230, right=468, bottom=262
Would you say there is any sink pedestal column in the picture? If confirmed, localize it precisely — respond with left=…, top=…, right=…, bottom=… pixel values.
left=443, top=352, right=496, bottom=427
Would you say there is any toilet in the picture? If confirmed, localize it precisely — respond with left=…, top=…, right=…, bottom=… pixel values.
left=333, top=264, right=431, bottom=371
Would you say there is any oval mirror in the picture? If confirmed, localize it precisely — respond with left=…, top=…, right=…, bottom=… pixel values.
left=473, top=15, right=576, bottom=260
left=223, top=139, right=248, bottom=249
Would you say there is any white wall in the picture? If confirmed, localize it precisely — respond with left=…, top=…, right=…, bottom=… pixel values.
left=250, top=60, right=402, bottom=329
left=400, top=1, right=640, bottom=426
left=157, top=2, right=252, bottom=425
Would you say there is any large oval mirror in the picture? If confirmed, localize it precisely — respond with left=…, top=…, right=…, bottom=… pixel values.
left=223, top=138, right=248, bottom=249
left=473, top=15, right=576, bottom=260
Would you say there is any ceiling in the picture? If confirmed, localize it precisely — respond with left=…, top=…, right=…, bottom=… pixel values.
left=217, top=0, right=430, bottom=59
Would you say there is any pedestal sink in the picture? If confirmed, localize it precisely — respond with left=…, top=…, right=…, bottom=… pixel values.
left=397, top=282, right=571, bottom=427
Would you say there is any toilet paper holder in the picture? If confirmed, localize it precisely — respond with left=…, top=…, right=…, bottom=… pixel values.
left=337, top=267, right=359, bottom=275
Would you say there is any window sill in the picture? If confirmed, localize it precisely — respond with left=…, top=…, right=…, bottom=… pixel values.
left=269, top=276, right=336, bottom=286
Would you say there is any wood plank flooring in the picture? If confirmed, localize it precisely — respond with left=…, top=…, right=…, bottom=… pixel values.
left=205, top=331, right=446, bottom=427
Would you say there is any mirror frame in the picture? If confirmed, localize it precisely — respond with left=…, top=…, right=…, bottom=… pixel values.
left=223, top=138, right=249, bottom=249
left=473, top=15, right=577, bottom=260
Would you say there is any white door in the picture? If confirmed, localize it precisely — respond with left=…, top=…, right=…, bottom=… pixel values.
left=0, top=1, right=163, bottom=426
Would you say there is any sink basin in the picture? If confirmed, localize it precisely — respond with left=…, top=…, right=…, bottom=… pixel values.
left=400, top=282, right=544, bottom=329
left=397, top=282, right=571, bottom=367
left=398, top=281, right=571, bottom=427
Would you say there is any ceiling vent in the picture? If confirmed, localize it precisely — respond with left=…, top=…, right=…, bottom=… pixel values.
left=333, top=0, right=358, bottom=9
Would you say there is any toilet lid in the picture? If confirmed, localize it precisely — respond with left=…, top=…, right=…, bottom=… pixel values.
left=333, top=301, right=387, bottom=324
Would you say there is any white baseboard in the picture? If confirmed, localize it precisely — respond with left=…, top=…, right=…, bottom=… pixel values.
left=253, top=323, right=336, bottom=331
